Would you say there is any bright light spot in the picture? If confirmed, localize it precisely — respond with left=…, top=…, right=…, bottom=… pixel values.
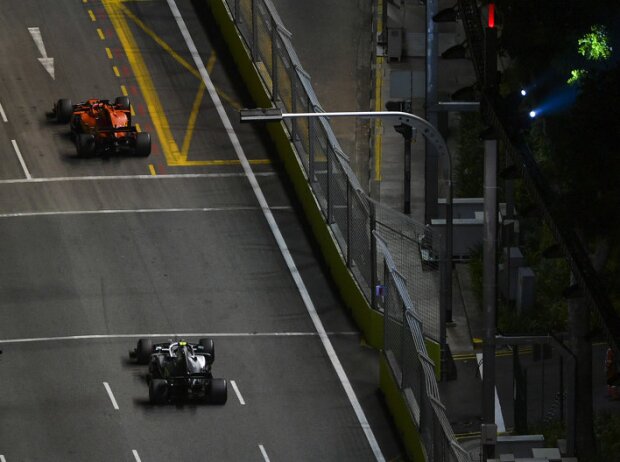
left=529, top=110, right=537, bottom=118
left=520, top=89, right=527, bottom=96
left=578, top=25, right=612, bottom=61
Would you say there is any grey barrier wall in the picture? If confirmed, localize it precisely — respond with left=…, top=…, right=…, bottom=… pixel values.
left=224, top=0, right=442, bottom=342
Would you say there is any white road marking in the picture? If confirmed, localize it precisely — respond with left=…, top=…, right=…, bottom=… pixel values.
left=0, top=332, right=358, bottom=344
left=132, top=450, right=141, bottom=462
left=27, top=27, right=55, bottom=79
left=103, top=382, right=119, bottom=410
left=230, top=380, right=246, bottom=405
left=1, top=455, right=6, bottom=462
left=0, top=101, right=7, bottom=122
left=167, top=2, right=384, bottom=460
left=259, top=445, right=270, bottom=462
left=11, top=140, right=31, bottom=180
left=476, top=353, right=506, bottom=432
left=0, top=206, right=292, bottom=219
left=0, top=171, right=276, bottom=185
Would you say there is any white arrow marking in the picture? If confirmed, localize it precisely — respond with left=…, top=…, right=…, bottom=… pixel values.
left=27, top=27, right=54, bottom=80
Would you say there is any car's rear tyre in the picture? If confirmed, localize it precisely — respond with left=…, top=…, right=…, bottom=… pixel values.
left=149, top=379, right=168, bottom=405
left=55, top=99, right=73, bottom=123
left=75, top=134, right=95, bottom=157
left=136, top=338, right=153, bottom=365
left=114, top=96, right=130, bottom=111
left=199, top=338, right=215, bottom=365
left=134, top=132, right=151, bottom=157
left=207, top=378, right=227, bottom=405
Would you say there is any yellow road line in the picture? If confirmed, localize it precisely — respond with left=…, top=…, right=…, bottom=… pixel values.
left=89, top=10, right=97, bottom=22
left=97, top=28, right=105, bottom=40
left=113, top=65, right=120, bottom=77
left=118, top=2, right=241, bottom=110
left=105, top=47, right=113, bottom=59
left=206, top=52, right=217, bottom=73
left=103, top=0, right=181, bottom=164
left=170, top=159, right=271, bottom=167
left=148, top=164, right=156, bottom=176
left=181, top=83, right=206, bottom=161
left=120, top=85, right=128, bottom=96
left=135, top=123, right=141, bottom=132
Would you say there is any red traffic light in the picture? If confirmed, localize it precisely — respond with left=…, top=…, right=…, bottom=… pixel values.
left=488, top=3, right=495, bottom=28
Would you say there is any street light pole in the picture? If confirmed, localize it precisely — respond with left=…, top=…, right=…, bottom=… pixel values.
left=240, top=108, right=454, bottom=379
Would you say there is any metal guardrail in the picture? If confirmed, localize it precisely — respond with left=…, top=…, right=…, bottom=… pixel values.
left=224, top=0, right=443, bottom=342
left=220, top=0, right=469, bottom=459
left=457, top=0, right=620, bottom=352
left=377, top=234, right=471, bottom=462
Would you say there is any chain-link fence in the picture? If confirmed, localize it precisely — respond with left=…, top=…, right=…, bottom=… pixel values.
left=377, top=234, right=471, bottom=462
left=219, top=0, right=466, bottom=459
left=222, top=0, right=442, bottom=342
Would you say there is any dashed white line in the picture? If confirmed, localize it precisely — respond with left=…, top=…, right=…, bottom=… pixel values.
left=259, top=445, right=270, bottom=462
left=132, top=450, right=142, bottom=462
left=10, top=140, right=31, bottom=180
left=103, top=382, right=119, bottom=410
left=1, top=454, right=6, bottom=462
left=0, top=331, right=358, bottom=344
left=0, top=101, right=7, bottom=122
left=230, top=380, right=245, bottom=405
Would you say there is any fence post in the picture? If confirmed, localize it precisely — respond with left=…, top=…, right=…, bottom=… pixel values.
left=346, top=182, right=352, bottom=267
left=271, top=18, right=278, bottom=102
left=327, top=144, right=333, bottom=223
left=370, top=200, right=377, bottom=309
left=251, top=0, right=258, bottom=61
left=308, top=108, right=315, bottom=182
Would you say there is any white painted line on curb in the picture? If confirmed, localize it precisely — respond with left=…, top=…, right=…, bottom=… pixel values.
left=11, top=140, right=31, bottom=180
left=167, top=2, right=384, bottom=460
left=0, top=331, right=358, bottom=344
left=132, top=450, right=142, bottom=462
left=259, top=445, right=270, bottom=462
left=0, top=101, right=7, bottom=122
left=476, top=353, right=506, bottom=432
left=103, top=382, right=119, bottom=410
left=230, top=380, right=245, bottom=405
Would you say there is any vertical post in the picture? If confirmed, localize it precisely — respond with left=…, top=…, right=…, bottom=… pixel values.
left=482, top=138, right=498, bottom=460
left=271, top=18, right=278, bottom=102
left=425, top=0, right=439, bottom=224
left=308, top=107, right=315, bottom=182
left=394, top=124, right=413, bottom=214
left=251, top=0, right=258, bottom=61
left=234, top=0, right=240, bottom=22
left=327, top=144, right=333, bottom=224
left=346, top=182, right=352, bottom=268
left=370, top=201, right=378, bottom=309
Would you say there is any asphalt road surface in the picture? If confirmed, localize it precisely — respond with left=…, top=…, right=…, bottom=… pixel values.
left=0, top=1, right=401, bottom=460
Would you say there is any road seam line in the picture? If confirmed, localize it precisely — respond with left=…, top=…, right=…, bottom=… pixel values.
left=103, top=381, right=119, bottom=410
left=0, top=206, right=294, bottom=219
left=230, top=380, right=246, bottom=405
left=0, top=332, right=359, bottom=344
left=0, top=171, right=276, bottom=184
left=11, top=140, right=31, bottom=179
left=167, top=2, right=384, bottom=460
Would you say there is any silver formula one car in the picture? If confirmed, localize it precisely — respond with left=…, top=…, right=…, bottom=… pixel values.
left=130, top=338, right=227, bottom=405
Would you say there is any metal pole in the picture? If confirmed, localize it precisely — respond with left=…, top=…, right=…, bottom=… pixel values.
left=482, top=138, right=498, bottom=459
left=425, top=0, right=439, bottom=224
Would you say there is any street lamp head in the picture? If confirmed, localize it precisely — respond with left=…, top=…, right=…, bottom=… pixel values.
left=239, top=108, right=284, bottom=122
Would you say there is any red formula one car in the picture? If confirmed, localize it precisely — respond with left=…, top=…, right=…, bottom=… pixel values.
left=51, top=97, right=151, bottom=157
